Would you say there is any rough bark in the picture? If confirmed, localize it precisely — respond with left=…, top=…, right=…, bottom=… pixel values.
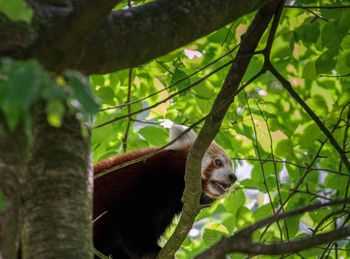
left=0, top=115, right=28, bottom=259
left=28, top=0, right=123, bottom=73
left=2, top=0, right=271, bottom=74
left=0, top=13, right=35, bottom=57
left=20, top=103, right=93, bottom=259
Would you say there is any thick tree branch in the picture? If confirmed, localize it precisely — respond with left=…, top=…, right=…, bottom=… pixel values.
left=196, top=199, right=350, bottom=258
left=0, top=114, right=28, bottom=259
left=198, top=226, right=350, bottom=257
left=28, top=0, right=122, bottom=72
left=6, top=0, right=272, bottom=74
left=0, top=13, right=33, bottom=57
left=21, top=103, right=93, bottom=258
left=156, top=1, right=280, bottom=258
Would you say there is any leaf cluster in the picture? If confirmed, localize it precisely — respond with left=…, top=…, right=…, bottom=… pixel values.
left=0, top=58, right=99, bottom=136
left=91, top=0, right=350, bottom=258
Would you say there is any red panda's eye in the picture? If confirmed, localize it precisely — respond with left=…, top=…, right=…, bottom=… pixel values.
left=215, top=159, right=222, bottom=167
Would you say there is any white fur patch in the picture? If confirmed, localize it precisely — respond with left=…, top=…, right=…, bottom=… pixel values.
left=166, top=125, right=197, bottom=150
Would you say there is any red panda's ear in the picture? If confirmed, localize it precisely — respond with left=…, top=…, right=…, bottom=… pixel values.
left=166, top=124, right=197, bottom=150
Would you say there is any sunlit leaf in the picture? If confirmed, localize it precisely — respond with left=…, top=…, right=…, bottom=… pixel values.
left=0, top=0, right=33, bottom=22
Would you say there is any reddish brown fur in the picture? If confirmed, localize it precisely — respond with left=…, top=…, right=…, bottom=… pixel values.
left=93, top=147, right=193, bottom=258
left=93, top=140, right=234, bottom=258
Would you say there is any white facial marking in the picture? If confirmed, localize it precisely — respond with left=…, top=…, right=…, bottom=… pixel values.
left=202, top=144, right=236, bottom=199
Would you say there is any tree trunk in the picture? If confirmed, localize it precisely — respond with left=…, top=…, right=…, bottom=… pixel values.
left=20, top=103, right=93, bottom=259
left=0, top=114, right=27, bottom=259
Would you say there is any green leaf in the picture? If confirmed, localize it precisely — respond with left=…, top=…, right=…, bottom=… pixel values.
left=90, top=75, right=106, bottom=87
left=96, top=87, right=115, bottom=105
left=346, top=53, right=350, bottom=68
left=203, top=223, right=228, bottom=247
left=325, top=174, right=348, bottom=191
left=297, top=123, right=322, bottom=149
left=66, top=71, right=100, bottom=115
left=312, top=95, right=328, bottom=113
left=0, top=59, right=54, bottom=132
left=45, top=101, right=65, bottom=127
left=275, top=139, right=293, bottom=158
left=316, top=50, right=337, bottom=74
left=300, top=20, right=320, bottom=45
left=321, top=22, right=341, bottom=49
left=208, top=27, right=232, bottom=44
left=242, top=56, right=263, bottom=82
left=192, top=80, right=216, bottom=99
left=253, top=204, right=273, bottom=221
left=138, top=126, right=168, bottom=146
left=309, top=208, right=330, bottom=222
left=0, top=0, right=33, bottom=22
left=223, top=189, right=245, bottom=215
left=282, top=216, right=300, bottom=239
left=170, top=69, right=191, bottom=95
left=240, top=179, right=259, bottom=189
left=302, top=61, right=318, bottom=81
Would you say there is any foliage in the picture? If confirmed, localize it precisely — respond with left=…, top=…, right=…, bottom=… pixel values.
left=0, top=0, right=33, bottom=23
left=0, top=58, right=99, bottom=136
left=90, top=0, right=350, bottom=258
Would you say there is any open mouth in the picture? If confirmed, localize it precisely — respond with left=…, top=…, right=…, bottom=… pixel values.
left=210, top=180, right=231, bottom=194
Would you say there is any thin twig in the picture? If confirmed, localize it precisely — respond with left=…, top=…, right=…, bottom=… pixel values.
left=94, top=118, right=206, bottom=179
left=238, top=199, right=350, bottom=237
left=99, top=45, right=239, bottom=111
left=94, top=67, right=262, bottom=179
left=259, top=112, right=345, bottom=240
left=303, top=8, right=328, bottom=21
left=266, top=63, right=350, bottom=175
left=264, top=0, right=285, bottom=59
left=232, top=158, right=348, bottom=176
left=292, top=189, right=334, bottom=201
left=155, top=59, right=173, bottom=75
left=320, top=73, right=350, bottom=78
left=122, top=68, right=133, bottom=152
left=196, top=200, right=350, bottom=258
left=131, top=119, right=158, bottom=125
left=257, top=102, right=289, bottom=240
left=245, top=91, right=284, bottom=242
left=94, top=59, right=234, bottom=128
left=285, top=5, right=350, bottom=9
left=94, top=247, right=110, bottom=259
left=221, top=22, right=235, bottom=46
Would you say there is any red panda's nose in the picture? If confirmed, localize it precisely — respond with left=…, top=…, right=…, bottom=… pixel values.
left=228, top=173, right=237, bottom=184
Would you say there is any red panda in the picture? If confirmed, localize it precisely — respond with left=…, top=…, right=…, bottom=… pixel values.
left=93, top=125, right=236, bottom=259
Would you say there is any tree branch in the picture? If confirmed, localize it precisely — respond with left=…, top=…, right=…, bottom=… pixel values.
left=94, top=59, right=233, bottom=128
left=285, top=5, right=350, bottom=9
left=266, top=63, right=350, bottom=174
left=122, top=68, right=133, bottom=152
left=8, top=0, right=272, bottom=74
left=245, top=91, right=284, bottom=241
left=99, top=44, right=239, bottom=112
left=27, top=0, right=122, bottom=72
left=156, top=1, right=280, bottom=258
left=196, top=199, right=350, bottom=258
left=0, top=114, right=28, bottom=259
left=22, top=103, right=93, bottom=258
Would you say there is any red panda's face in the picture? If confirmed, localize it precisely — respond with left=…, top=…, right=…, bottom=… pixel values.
left=166, top=124, right=236, bottom=200
left=201, top=142, right=236, bottom=199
